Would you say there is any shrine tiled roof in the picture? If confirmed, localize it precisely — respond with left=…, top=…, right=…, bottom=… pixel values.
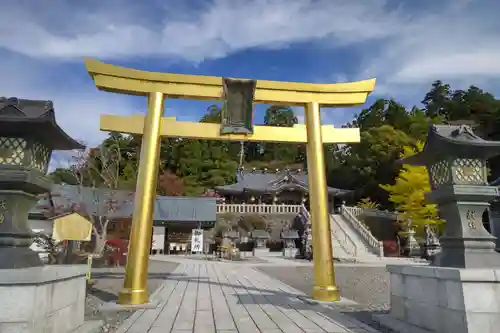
left=214, top=168, right=352, bottom=196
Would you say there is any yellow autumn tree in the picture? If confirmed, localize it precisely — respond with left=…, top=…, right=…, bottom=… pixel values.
left=380, top=142, right=444, bottom=236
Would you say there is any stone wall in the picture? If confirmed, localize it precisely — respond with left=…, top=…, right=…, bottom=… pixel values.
left=0, top=265, right=87, bottom=332
left=215, top=213, right=297, bottom=241
left=360, top=210, right=399, bottom=241
left=388, top=265, right=500, bottom=333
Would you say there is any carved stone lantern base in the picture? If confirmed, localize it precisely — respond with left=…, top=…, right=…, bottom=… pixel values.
left=427, top=185, right=500, bottom=268
left=0, top=188, right=47, bottom=269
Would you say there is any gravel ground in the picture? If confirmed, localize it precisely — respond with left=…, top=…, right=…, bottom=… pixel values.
left=85, top=260, right=179, bottom=333
left=256, top=264, right=399, bottom=333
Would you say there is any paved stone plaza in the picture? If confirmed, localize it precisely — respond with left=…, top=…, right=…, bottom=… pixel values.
left=115, top=258, right=382, bottom=333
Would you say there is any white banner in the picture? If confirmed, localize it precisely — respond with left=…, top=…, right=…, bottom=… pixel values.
left=191, top=229, right=203, bottom=253
left=152, top=227, right=164, bottom=250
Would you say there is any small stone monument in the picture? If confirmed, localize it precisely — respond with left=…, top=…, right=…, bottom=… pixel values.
left=250, top=229, right=270, bottom=256
left=0, top=98, right=97, bottom=332
left=251, top=229, right=269, bottom=248
left=423, top=224, right=441, bottom=259
left=223, top=230, right=240, bottom=245
left=280, top=229, right=299, bottom=258
left=398, top=222, right=421, bottom=257
left=380, top=125, right=500, bottom=333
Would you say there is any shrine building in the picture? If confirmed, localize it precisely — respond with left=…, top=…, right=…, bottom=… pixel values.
left=215, top=167, right=352, bottom=212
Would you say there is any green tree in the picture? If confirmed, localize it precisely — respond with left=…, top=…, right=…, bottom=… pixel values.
left=421, top=80, right=451, bottom=118
left=328, top=125, right=415, bottom=207
left=50, top=167, right=79, bottom=185
left=259, top=105, right=301, bottom=165
left=264, top=105, right=298, bottom=126
left=160, top=105, right=239, bottom=195
left=380, top=142, right=444, bottom=236
left=348, top=99, right=412, bottom=131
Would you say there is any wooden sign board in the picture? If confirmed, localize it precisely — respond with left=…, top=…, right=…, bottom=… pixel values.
left=52, top=212, right=93, bottom=241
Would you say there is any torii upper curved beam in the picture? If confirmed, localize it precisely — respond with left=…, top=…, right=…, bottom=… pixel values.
left=84, top=58, right=376, bottom=107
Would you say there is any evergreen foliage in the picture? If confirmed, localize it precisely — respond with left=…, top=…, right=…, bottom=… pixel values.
left=49, top=80, right=500, bottom=215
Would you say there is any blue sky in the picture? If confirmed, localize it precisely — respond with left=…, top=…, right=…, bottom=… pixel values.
left=1, top=0, right=500, bottom=164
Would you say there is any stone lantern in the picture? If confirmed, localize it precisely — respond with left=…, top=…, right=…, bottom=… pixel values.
left=402, top=124, right=500, bottom=268
left=0, top=97, right=84, bottom=268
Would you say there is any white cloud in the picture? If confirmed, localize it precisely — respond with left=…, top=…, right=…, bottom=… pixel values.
left=358, top=1, right=500, bottom=93
left=0, top=0, right=499, bottom=144
left=2, top=0, right=497, bottom=90
left=0, top=0, right=402, bottom=62
left=294, top=106, right=354, bottom=127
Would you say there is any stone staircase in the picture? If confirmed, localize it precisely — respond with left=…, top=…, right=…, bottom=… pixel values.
left=330, top=213, right=382, bottom=258
left=300, top=205, right=383, bottom=260
left=339, top=205, right=384, bottom=257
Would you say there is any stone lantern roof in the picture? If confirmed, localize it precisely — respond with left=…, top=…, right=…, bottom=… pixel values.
left=0, top=97, right=85, bottom=150
left=280, top=229, right=299, bottom=240
left=250, top=229, right=270, bottom=239
left=402, top=124, right=500, bottom=166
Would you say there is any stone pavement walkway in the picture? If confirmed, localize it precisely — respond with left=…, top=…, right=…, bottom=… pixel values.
left=115, top=258, right=382, bottom=333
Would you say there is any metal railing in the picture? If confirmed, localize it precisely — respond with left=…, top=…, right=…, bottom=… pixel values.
left=341, top=205, right=384, bottom=257
left=216, top=203, right=302, bottom=214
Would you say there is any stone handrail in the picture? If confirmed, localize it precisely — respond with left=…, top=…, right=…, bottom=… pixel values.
left=346, top=206, right=364, bottom=217
left=217, top=203, right=302, bottom=214
left=341, top=205, right=384, bottom=256
left=300, top=204, right=310, bottom=220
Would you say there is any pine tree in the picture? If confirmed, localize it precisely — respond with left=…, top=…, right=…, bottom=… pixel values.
left=380, top=142, right=444, bottom=236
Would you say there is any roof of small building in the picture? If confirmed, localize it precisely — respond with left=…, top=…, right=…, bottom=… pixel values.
left=215, top=168, right=352, bottom=196
left=0, top=97, right=84, bottom=150
left=224, top=231, right=240, bottom=239
left=403, top=125, right=500, bottom=165
left=281, top=230, right=299, bottom=239
left=30, top=184, right=216, bottom=222
left=250, top=229, right=270, bottom=239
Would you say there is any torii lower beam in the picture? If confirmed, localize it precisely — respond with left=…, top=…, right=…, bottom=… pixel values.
left=100, top=115, right=361, bottom=143
left=85, top=58, right=375, bottom=306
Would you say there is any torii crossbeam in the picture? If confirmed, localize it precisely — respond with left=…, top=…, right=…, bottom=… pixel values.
left=84, top=58, right=375, bottom=306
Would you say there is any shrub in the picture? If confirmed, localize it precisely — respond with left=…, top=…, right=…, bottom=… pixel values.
left=383, top=240, right=399, bottom=257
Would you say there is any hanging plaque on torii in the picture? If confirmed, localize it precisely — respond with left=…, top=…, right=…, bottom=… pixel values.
left=220, top=78, right=256, bottom=135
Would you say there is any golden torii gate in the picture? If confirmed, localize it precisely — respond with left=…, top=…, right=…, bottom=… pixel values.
left=84, top=58, right=375, bottom=305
